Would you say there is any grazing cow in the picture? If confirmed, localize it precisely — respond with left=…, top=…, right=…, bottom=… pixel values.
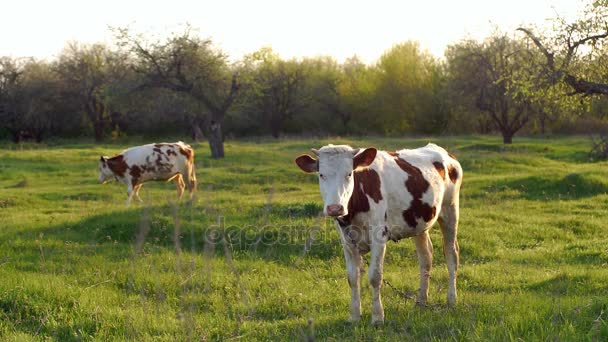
left=98, top=141, right=197, bottom=206
left=295, top=143, right=462, bottom=324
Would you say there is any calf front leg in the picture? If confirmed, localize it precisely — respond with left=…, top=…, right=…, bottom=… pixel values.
left=343, top=246, right=362, bottom=322
left=368, top=225, right=387, bottom=324
left=338, top=222, right=362, bottom=322
left=126, top=184, right=135, bottom=207
left=413, top=231, right=433, bottom=305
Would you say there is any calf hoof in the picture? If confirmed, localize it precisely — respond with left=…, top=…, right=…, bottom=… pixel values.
left=371, top=316, right=384, bottom=325
left=348, top=315, right=361, bottom=323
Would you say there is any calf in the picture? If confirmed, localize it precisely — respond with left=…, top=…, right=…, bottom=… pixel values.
left=98, top=141, right=197, bottom=206
left=295, top=144, right=462, bottom=324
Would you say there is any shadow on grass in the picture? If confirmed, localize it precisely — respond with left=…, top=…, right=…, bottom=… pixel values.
left=526, top=274, right=593, bottom=295
left=489, top=173, right=608, bottom=201
left=10, top=201, right=341, bottom=268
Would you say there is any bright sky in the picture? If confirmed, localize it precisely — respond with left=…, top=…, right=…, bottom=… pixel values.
left=2, top=0, right=584, bottom=64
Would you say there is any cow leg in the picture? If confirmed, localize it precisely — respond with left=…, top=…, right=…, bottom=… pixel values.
left=133, top=184, right=143, bottom=203
left=368, top=224, right=387, bottom=324
left=126, top=184, right=135, bottom=207
left=343, top=244, right=362, bottom=322
left=174, top=174, right=185, bottom=199
left=186, top=164, right=197, bottom=200
left=338, top=224, right=362, bottom=322
left=413, top=231, right=433, bottom=306
left=438, top=203, right=459, bottom=306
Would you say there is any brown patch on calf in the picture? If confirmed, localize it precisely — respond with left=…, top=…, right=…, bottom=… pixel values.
left=341, top=168, right=383, bottom=224
left=178, top=145, right=194, bottom=162
left=387, top=151, right=398, bottom=157
left=295, top=155, right=319, bottom=173
left=140, top=164, right=155, bottom=173
left=130, top=165, right=142, bottom=186
left=448, top=165, right=459, bottom=184
left=107, top=155, right=128, bottom=177
left=392, top=156, right=436, bottom=228
left=433, top=161, right=446, bottom=180
left=353, top=148, right=377, bottom=169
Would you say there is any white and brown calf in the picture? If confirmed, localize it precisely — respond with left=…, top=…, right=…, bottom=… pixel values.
left=98, top=142, right=197, bottom=206
left=295, top=144, right=462, bottom=324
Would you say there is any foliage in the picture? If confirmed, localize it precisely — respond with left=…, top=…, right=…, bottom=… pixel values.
left=240, top=47, right=307, bottom=138
left=114, top=25, right=239, bottom=158
left=5, top=2, right=608, bottom=145
left=374, top=42, right=448, bottom=134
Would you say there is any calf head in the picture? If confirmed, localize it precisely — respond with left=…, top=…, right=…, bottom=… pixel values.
left=295, top=145, right=377, bottom=217
left=98, top=156, right=114, bottom=184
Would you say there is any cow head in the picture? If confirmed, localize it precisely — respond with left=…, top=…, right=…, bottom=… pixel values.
left=98, top=156, right=113, bottom=184
left=295, top=145, right=377, bottom=217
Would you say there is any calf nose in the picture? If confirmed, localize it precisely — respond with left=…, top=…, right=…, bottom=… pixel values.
left=326, top=204, right=345, bottom=217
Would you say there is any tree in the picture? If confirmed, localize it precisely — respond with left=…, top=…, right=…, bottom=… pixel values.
left=306, top=55, right=375, bottom=134
left=115, top=26, right=239, bottom=158
left=374, top=41, right=448, bottom=134
left=18, top=60, right=63, bottom=141
left=0, top=58, right=63, bottom=142
left=241, top=48, right=306, bottom=138
left=518, top=0, right=608, bottom=96
left=446, top=33, right=538, bottom=143
left=55, top=42, right=126, bottom=141
left=0, top=57, right=25, bottom=142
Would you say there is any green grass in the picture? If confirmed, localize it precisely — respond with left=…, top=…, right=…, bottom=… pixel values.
left=1, top=136, right=607, bottom=341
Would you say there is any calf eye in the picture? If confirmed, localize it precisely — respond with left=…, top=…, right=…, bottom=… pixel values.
left=347, top=172, right=352, bottom=178
left=319, top=174, right=325, bottom=180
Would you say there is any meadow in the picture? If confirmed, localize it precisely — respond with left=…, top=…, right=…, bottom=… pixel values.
left=0, top=136, right=607, bottom=341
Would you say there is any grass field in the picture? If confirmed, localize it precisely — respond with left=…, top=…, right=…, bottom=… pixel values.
left=0, top=136, right=607, bottom=341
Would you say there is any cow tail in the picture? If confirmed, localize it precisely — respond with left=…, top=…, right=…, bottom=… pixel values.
left=187, top=146, right=197, bottom=193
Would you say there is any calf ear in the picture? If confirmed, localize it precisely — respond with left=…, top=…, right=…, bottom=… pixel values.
left=295, top=154, right=318, bottom=173
left=100, top=156, right=107, bottom=162
left=353, top=147, right=377, bottom=170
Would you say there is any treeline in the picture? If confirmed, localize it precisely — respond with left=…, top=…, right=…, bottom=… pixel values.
left=2, top=1, right=608, bottom=157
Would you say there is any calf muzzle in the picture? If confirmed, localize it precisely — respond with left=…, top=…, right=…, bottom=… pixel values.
left=326, top=204, right=345, bottom=217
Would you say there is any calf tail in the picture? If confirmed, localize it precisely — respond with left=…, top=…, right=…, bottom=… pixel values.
left=188, top=162, right=197, bottom=194
left=181, top=144, right=197, bottom=196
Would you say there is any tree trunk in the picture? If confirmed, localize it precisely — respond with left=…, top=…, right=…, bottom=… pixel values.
left=34, top=131, right=44, bottom=143
left=270, top=113, right=282, bottom=139
left=10, top=130, right=20, bottom=143
left=207, top=119, right=224, bottom=159
left=93, top=120, right=105, bottom=142
left=191, top=120, right=205, bottom=142
left=502, top=130, right=514, bottom=144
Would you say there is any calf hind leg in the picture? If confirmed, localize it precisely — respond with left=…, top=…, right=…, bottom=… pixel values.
left=438, top=203, right=459, bottom=306
left=173, top=174, right=185, bottom=199
left=133, top=184, right=144, bottom=203
left=413, top=231, right=433, bottom=305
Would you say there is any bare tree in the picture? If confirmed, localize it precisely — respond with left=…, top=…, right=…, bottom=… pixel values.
left=115, top=26, right=239, bottom=158
left=242, top=48, right=306, bottom=138
left=518, top=1, right=608, bottom=96
left=55, top=43, right=126, bottom=141
left=446, top=34, right=536, bottom=143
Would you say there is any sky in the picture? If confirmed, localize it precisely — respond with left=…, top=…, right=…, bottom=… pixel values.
left=2, top=0, right=585, bottom=64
